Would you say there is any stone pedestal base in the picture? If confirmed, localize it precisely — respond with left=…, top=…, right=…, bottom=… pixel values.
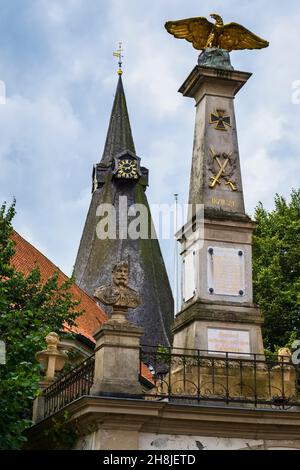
left=91, top=319, right=144, bottom=396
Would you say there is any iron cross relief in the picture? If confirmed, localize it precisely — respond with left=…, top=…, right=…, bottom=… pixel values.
left=210, top=109, right=231, bottom=131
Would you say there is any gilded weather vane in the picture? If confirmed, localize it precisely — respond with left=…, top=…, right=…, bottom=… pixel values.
left=165, top=13, right=269, bottom=52
left=113, top=42, right=124, bottom=75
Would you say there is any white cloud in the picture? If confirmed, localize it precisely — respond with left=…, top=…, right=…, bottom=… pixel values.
left=0, top=0, right=299, bottom=283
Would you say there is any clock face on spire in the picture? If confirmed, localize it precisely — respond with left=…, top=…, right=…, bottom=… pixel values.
left=113, top=152, right=141, bottom=180
left=116, top=158, right=138, bottom=179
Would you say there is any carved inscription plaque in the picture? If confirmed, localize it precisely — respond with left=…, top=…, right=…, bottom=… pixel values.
left=207, top=246, right=245, bottom=297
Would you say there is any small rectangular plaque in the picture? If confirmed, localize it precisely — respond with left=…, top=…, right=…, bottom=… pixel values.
left=0, top=341, right=6, bottom=365
left=207, top=246, right=245, bottom=296
left=208, top=328, right=250, bottom=355
left=183, top=251, right=196, bottom=302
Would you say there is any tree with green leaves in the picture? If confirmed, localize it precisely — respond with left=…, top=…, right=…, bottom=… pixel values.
left=253, top=189, right=300, bottom=351
left=0, top=202, right=81, bottom=450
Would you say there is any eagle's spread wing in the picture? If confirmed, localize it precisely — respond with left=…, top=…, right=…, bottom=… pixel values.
left=165, top=17, right=213, bottom=50
left=219, top=23, right=269, bottom=51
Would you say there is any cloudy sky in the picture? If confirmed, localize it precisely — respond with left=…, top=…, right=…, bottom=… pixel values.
left=0, top=0, right=300, bottom=288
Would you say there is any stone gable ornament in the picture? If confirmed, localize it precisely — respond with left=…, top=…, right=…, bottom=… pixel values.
left=94, top=260, right=141, bottom=323
left=165, top=14, right=269, bottom=52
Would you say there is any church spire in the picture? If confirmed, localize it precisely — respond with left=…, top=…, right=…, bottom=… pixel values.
left=74, top=63, right=174, bottom=347
left=100, top=75, right=135, bottom=167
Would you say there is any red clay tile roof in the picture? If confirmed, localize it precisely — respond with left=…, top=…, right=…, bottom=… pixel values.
left=11, top=231, right=107, bottom=343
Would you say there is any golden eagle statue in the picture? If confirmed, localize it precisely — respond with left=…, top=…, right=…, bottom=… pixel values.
left=165, top=14, right=269, bottom=51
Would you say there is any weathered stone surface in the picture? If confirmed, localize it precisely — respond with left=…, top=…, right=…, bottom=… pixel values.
left=180, top=67, right=251, bottom=215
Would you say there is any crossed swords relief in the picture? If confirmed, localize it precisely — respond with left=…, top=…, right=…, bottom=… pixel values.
left=209, top=147, right=237, bottom=192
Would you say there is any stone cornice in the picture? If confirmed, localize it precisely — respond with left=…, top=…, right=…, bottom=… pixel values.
left=27, top=396, right=300, bottom=446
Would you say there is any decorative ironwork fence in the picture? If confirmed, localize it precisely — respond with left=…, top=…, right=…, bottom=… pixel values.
left=42, top=345, right=300, bottom=419
left=44, top=354, right=95, bottom=418
left=140, top=346, right=300, bottom=410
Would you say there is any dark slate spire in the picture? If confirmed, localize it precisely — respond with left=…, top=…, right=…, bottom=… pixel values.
left=100, top=76, right=135, bottom=166
left=74, top=75, right=174, bottom=347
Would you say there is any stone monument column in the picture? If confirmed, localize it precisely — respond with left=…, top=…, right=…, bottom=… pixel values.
left=173, top=53, right=264, bottom=356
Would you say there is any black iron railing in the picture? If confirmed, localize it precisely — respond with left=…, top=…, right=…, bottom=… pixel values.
left=140, top=346, right=300, bottom=410
left=41, top=346, right=300, bottom=419
left=44, top=354, right=95, bottom=418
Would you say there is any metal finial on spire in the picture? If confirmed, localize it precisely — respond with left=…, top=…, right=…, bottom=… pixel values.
left=113, top=42, right=124, bottom=76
